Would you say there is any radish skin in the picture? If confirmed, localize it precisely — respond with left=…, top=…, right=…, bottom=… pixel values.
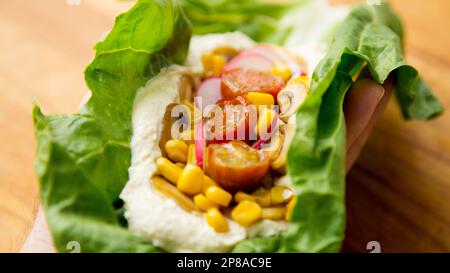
left=223, top=53, right=274, bottom=72
left=195, top=122, right=206, bottom=169
left=195, top=77, right=223, bottom=108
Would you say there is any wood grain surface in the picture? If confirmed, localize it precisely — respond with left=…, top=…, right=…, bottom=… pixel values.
left=0, top=0, right=449, bottom=252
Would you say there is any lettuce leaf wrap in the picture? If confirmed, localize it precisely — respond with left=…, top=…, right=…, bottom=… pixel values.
left=33, top=0, right=442, bottom=253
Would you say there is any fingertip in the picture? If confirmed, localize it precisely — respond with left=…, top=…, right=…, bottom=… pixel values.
left=350, top=79, right=385, bottom=103
left=344, top=79, right=385, bottom=151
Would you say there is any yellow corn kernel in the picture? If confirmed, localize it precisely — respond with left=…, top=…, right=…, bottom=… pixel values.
left=167, top=149, right=186, bottom=164
left=202, top=53, right=226, bottom=77
left=156, top=157, right=182, bottom=185
left=204, top=146, right=210, bottom=171
left=194, top=194, right=218, bottom=211
left=177, top=164, right=204, bottom=195
left=202, top=175, right=217, bottom=193
left=212, top=55, right=226, bottom=76
left=175, top=163, right=186, bottom=169
left=285, top=195, right=297, bottom=221
left=271, top=66, right=292, bottom=82
left=206, top=207, right=229, bottom=233
left=152, top=176, right=198, bottom=213
left=202, top=53, right=214, bottom=74
left=256, top=108, right=276, bottom=137
left=270, top=186, right=294, bottom=205
left=187, top=144, right=196, bottom=165
left=234, top=191, right=256, bottom=203
left=290, top=76, right=311, bottom=87
left=212, top=46, right=239, bottom=58
left=165, top=140, right=188, bottom=163
left=205, top=186, right=232, bottom=207
left=261, top=207, right=286, bottom=220
left=231, top=200, right=262, bottom=226
left=246, top=92, right=274, bottom=107
left=251, top=188, right=271, bottom=207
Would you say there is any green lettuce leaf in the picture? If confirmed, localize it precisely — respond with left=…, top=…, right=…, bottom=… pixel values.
left=33, top=0, right=190, bottom=252
left=179, top=0, right=309, bottom=43
left=33, top=0, right=442, bottom=253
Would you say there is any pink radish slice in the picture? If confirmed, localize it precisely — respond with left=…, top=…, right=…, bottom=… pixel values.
left=244, top=45, right=307, bottom=74
left=195, top=122, right=206, bottom=169
left=195, top=77, right=223, bottom=109
left=240, top=45, right=284, bottom=63
left=252, top=113, right=279, bottom=150
left=252, top=138, right=267, bottom=150
left=223, top=53, right=274, bottom=72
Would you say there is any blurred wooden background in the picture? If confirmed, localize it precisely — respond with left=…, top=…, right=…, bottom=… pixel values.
left=0, top=0, right=449, bottom=252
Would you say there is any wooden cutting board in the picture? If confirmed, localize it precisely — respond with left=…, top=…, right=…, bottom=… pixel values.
left=0, top=0, right=449, bottom=252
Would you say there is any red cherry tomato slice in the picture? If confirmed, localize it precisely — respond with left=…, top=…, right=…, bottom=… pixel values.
left=207, top=141, right=270, bottom=192
left=203, top=96, right=256, bottom=143
left=221, top=68, right=284, bottom=98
